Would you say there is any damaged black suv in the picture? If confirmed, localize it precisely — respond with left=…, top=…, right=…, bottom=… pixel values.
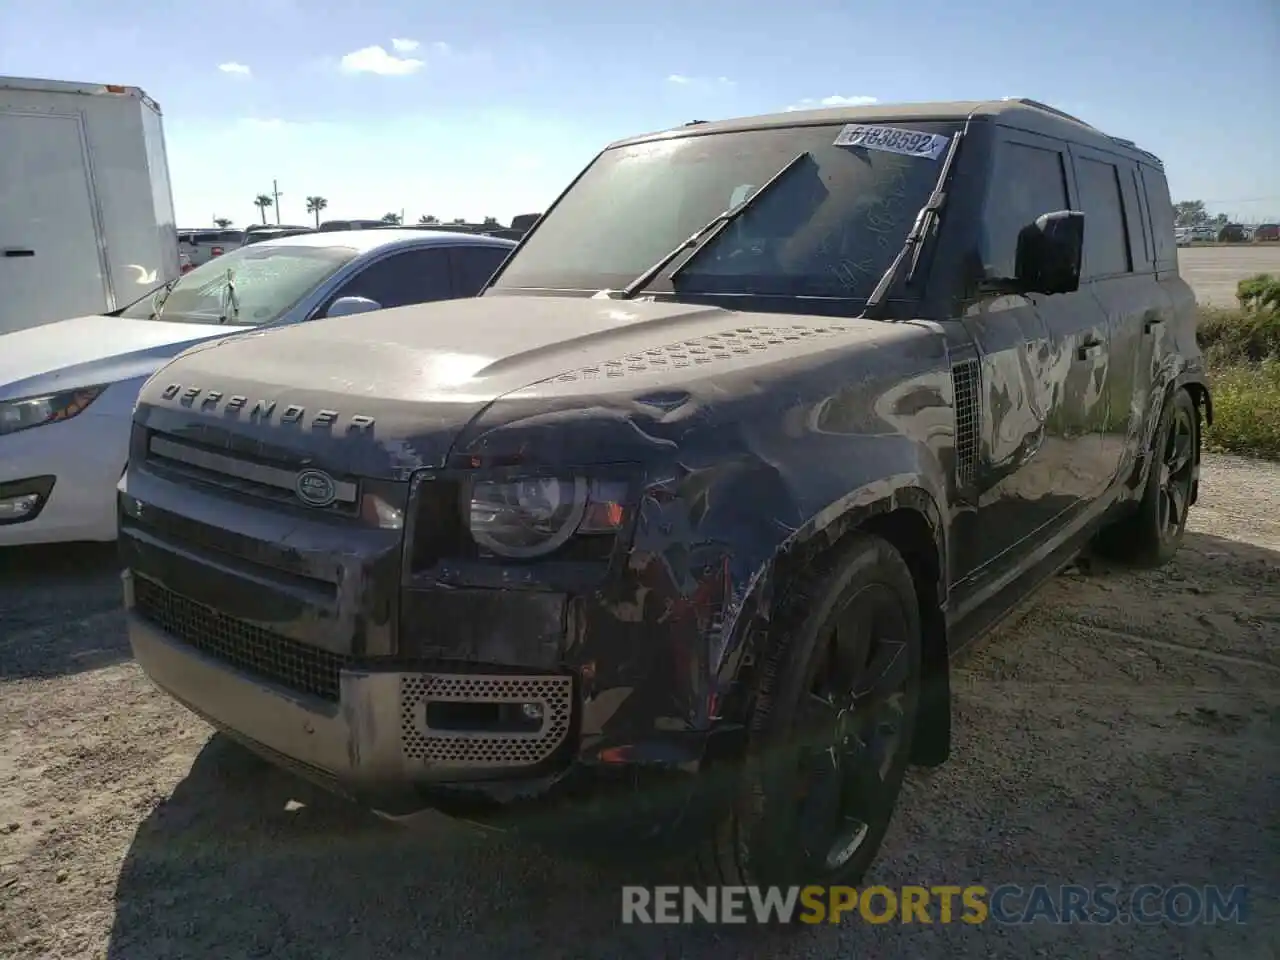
left=119, top=98, right=1211, bottom=887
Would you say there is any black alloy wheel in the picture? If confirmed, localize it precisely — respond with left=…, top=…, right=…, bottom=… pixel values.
left=699, top=534, right=923, bottom=890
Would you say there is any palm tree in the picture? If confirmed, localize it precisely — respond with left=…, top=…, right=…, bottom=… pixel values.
left=253, top=194, right=273, bottom=224
left=418, top=214, right=439, bottom=224
left=305, top=196, right=328, bottom=228
left=213, top=217, right=233, bottom=228
left=381, top=212, right=402, bottom=225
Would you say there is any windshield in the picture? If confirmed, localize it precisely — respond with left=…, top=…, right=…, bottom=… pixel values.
left=491, top=121, right=962, bottom=301
left=118, top=243, right=357, bottom=325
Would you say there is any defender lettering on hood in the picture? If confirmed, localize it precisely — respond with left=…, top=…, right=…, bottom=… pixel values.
left=159, top=383, right=376, bottom=432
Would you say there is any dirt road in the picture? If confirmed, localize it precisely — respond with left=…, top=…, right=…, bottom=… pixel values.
left=1178, top=245, right=1280, bottom=307
left=1, top=455, right=1277, bottom=959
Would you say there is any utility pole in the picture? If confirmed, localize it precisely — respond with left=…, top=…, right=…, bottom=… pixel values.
left=272, top=179, right=283, bottom=224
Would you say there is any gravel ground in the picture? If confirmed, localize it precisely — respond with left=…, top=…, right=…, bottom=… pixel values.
left=1178, top=245, right=1280, bottom=307
left=1, top=454, right=1277, bottom=959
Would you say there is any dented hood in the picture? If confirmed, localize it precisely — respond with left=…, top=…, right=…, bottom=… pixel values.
left=134, top=295, right=901, bottom=478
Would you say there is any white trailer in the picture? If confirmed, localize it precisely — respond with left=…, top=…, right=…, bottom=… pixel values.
left=0, top=76, right=180, bottom=335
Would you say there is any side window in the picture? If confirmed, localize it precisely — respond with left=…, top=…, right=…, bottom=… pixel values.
left=1140, top=166, right=1177, bottom=266
left=1075, top=157, right=1132, bottom=278
left=451, top=245, right=511, bottom=295
left=981, top=140, right=1069, bottom=280
left=330, top=248, right=453, bottom=309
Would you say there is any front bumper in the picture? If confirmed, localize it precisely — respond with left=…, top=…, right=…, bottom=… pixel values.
left=126, top=568, right=735, bottom=841
left=0, top=411, right=129, bottom=546
left=126, top=572, right=576, bottom=792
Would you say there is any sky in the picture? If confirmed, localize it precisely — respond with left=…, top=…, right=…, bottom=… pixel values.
left=1, top=0, right=1277, bottom=228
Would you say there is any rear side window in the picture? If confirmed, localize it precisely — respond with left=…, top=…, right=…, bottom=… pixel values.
left=1075, top=157, right=1132, bottom=277
left=332, top=248, right=454, bottom=308
left=981, top=140, right=1069, bottom=280
left=1140, top=167, right=1177, bottom=265
left=451, top=245, right=510, bottom=295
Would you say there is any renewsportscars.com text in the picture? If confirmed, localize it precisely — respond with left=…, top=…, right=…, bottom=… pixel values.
left=621, top=884, right=1250, bottom=925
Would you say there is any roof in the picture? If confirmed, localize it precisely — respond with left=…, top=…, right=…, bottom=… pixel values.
left=608, top=97, right=1163, bottom=167
left=0, top=76, right=159, bottom=112
left=254, top=228, right=517, bottom=254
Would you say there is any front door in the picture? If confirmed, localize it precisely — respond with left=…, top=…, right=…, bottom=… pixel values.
left=952, top=127, right=1105, bottom=587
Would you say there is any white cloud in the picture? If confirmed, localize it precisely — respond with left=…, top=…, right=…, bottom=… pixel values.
left=785, top=94, right=878, bottom=112
left=667, top=74, right=735, bottom=89
left=218, top=62, right=252, bottom=77
left=391, top=38, right=419, bottom=52
left=340, top=45, right=424, bottom=76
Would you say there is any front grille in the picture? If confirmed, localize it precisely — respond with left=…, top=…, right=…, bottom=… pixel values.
left=133, top=577, right=351, bottom=702
left=399, top=674, right=574, bottom=768
left=144, top=433, right=359, bottom=517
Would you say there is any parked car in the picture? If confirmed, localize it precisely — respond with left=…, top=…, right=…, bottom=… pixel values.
left=1253, top=223, right=1280, bottom=242
left=0, top=229, right=515, bottom=544
left=317, top=219, right=389, bottom=232
left=239, top=224, right=314, bottom=247
left=118, top=99, right=1210, bottom=889
left=179, top=228, right=245, bottom=269
left=1218, top=223, right=1247, bottom=243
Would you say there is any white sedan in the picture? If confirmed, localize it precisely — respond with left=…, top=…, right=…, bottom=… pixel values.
left=0, top=228, right=514, bottom=545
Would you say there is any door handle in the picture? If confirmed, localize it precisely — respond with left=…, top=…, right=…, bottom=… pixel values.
left=1076, top=337, right=1103, bottom=361
left=2, top=248, right=35, bottom=258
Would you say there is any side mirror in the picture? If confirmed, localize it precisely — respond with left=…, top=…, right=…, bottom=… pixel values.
left=324, top=296, right=382, bottom=319
left=1013, top=210, right=1084, bottom=296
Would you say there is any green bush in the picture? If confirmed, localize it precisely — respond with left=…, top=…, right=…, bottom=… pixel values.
left=1197, top=297, right=1280, bottom=459
left=1204, top=359, right=1280, bottom=460
left=1237, top=273, right=1280, bottom=313
left=1197, top=304, right=1280, bottom=363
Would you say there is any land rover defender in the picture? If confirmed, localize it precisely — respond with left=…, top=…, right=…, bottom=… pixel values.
left=119, top=98, right=1210, bottom=888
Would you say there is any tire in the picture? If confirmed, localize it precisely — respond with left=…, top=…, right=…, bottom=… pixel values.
left=696, top=533, right=923, bottom=890
left=1097, top=388, right=1198, bottom=567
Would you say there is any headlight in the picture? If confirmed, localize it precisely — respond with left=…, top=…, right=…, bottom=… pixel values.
left=464, top=476, right=627, bottom=559
left=0, top=385, right=108, bottom=437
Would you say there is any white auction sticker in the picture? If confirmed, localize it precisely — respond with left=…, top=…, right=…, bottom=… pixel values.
left=832, top=124, right=950, bottom=160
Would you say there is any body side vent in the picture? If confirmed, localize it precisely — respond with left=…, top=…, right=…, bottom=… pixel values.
left=951, top=359, right=981, bottom=488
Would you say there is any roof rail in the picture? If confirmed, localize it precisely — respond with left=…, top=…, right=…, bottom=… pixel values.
left=1104, top=134, right=1164, bottom=166
left=1006, top=98, right=1093, bottom=127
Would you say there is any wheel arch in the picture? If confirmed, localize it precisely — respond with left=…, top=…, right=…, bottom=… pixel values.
left=716, top=482, right=952, bottom=768
left=1175, top=371, right=1213, bottom=429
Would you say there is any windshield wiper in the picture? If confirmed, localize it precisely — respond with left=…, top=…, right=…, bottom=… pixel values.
left=859, top=127, right=965, bottom=321
left=613, top=151, right=811, bottom=300
left=217, top=269, right=240, bottom=324
left=148, top=277, right=179, bottom=320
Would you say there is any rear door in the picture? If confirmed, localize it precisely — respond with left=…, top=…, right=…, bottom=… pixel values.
left=0, top=111, right=110, bottom=334
left=1067, top=144, right=1167, bottom=493
left=448, top=244, right=511, bottom=296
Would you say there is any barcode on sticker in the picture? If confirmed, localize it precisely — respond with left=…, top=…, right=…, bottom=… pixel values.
left=833, top=124, right=950, bottom=160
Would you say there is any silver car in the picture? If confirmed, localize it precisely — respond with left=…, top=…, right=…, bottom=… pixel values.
left=0, top=229, right=515, bottom=545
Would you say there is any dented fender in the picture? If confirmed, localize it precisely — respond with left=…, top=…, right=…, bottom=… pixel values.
left=443, top=318, right=954, bottom=756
